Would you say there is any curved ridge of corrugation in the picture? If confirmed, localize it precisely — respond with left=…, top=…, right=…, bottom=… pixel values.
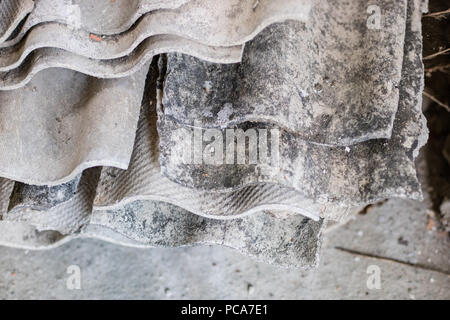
left=0, top=0, right=310, bottom=71
left=0, top=207, right=324, bottom=269
left=159, top=104, right=424, bottom=211
left=158, top=0, right=427, bottom=211
left=87, top=201, right=324, bottom=269
left=93, top=99, right=343, bottom=221
left=162, top=0, right=408, bottom=147
left=0, top=35, right=243, bottom=91
left=1, top=0, right=190, bottom=47
left=0, top=66, right=148, bottom=186
left=94, top=120, right=344, bottom=221
left=7, top=174, right=82, bottom=213
left=0, top=0, right=34, bottom=44
left=0, top=174, right=324, bottom=269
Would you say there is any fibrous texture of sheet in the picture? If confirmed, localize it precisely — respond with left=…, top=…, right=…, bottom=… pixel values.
left=0, top=36, right=243, bottom=91
left=0, top=0, right=34, bottom=44
left=0, top=0, right=429, bottom=268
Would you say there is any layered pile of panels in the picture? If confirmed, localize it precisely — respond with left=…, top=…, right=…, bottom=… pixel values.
left=0, top=0, right=428, bottom=268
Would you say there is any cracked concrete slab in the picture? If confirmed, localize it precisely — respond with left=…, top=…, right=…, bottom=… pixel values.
left=0, top=65, right=148, bottom=186
left=0, top=0, right=310, bottom=71
left=162, top=0, right=408, bottom=147
left=329, top=198, right=450, bottom=275
left=0, top=36, right=243, bottom=91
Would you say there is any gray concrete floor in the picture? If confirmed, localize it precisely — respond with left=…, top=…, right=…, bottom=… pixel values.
left=0, top=195, right=448, bottom=299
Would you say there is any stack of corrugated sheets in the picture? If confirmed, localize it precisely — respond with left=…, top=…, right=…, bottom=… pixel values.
left=0, top=0, right=428, bottom=268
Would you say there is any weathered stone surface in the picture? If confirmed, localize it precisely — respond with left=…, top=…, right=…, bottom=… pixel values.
left=162, top=0, right=408, bottom=146
left=0, top=0, right=34, bottom=44
left=1, top=0, right=190, bottom=47
left=0, top=0, right=310, bottom=71
left=0, top=36, right=243, bottom=91
left=159, top=0, right=428, bottom=208
left=0, top=65, right=148, bottom=185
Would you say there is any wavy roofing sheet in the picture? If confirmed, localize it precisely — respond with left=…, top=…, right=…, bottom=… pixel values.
left=0, top=65, right=148, bottom=185
left=159, top=0, right=427, bottom=209
left=0, top=0, right=429, bottom=269
left=0, top=0, right=34, bottom=44
left=93, top=96, right=348, bottom=221
left=8, top=174, right=82, bottom=213
left=0, top=0, right=310, bottom=71
left=1, top=0, right=190, bottom=47
left=0, top=172, right=325, bottom=269
left=0, top=36, right=243, bottom=91
left=162, top=0, right=408, bottom=146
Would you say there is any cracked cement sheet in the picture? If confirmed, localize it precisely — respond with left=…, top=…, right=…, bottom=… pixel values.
left=0, top=65, right=148, bottom=186
left=0, top=0, right=190, bottom=47
left=0, top=0, right=310, bottom=71
left=0, top=0, right=34, bottom=44
left=162, top=0, right=408, bottom=147
left=0, top=36, right=243, bottom=91
left=0, top=176, right=325, bottom=269
left=159, top=0, right=428, bottom=211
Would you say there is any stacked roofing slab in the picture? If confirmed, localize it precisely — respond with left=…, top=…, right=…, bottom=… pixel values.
left=0, top=0, right=428, bottom=268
